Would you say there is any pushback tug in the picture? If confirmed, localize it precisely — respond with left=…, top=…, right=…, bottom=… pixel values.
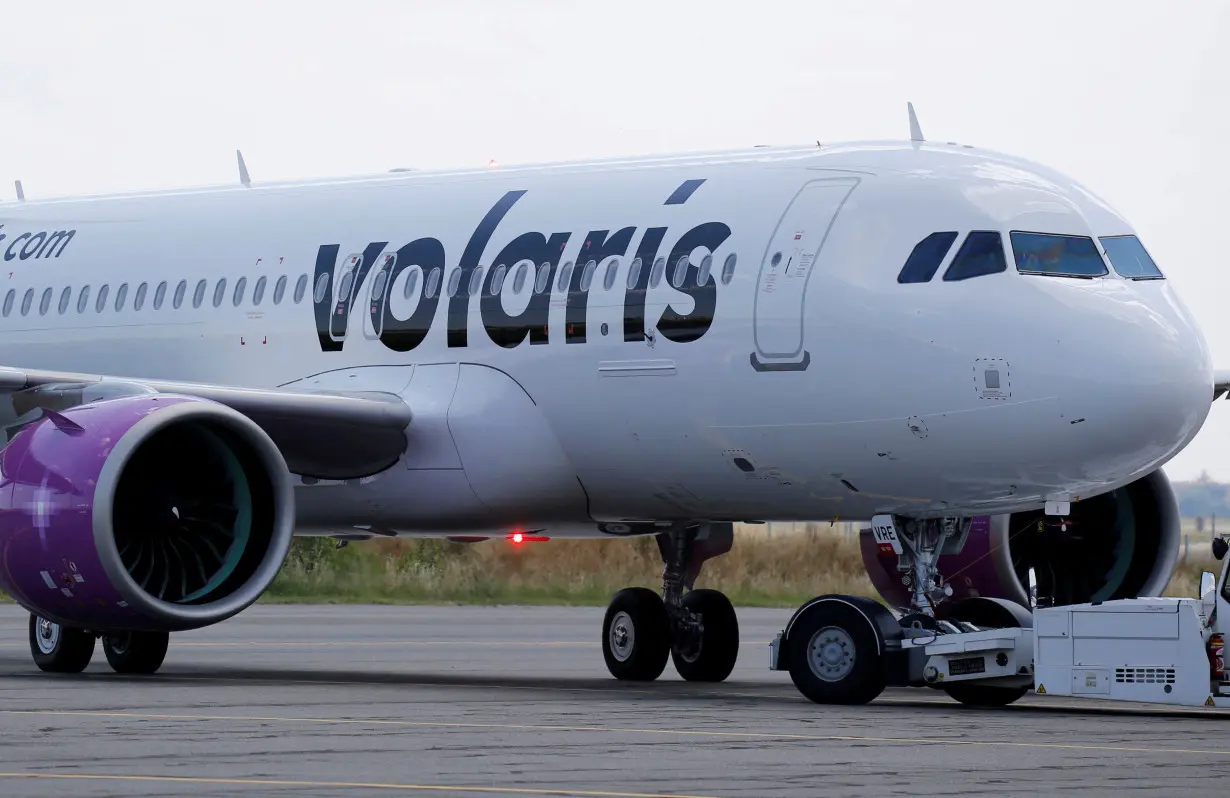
left=770, top=515, right=1230, bottom=709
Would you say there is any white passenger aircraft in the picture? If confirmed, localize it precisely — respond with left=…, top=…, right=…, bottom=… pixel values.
left=0, top=106, right=1224, bottom=701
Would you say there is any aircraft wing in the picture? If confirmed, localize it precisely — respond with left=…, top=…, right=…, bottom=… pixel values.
left=0, top=366, right=411, bottom=480
left=1216, top=370, right=1230, bottom=401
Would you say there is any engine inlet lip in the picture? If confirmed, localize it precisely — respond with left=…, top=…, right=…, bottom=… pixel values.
left=92, top=396, right=295, bottom=629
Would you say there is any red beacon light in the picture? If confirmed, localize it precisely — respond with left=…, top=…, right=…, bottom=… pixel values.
left=507, top=531, right=549, bottom=544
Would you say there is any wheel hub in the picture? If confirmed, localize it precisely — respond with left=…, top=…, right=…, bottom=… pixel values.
left=609, top=611, right=635, bottom=662
left=807, top=626, right=855, bottom=682
left=36, top=617, right=60, bottom=655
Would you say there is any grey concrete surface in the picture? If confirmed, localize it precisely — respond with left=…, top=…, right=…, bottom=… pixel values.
left=1, top=603, right=1229, bottom=797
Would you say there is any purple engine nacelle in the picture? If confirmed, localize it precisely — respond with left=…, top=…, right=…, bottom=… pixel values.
left=0, top=393, right=295, bottom=632
left=861, top=469, right=1182, bottom=609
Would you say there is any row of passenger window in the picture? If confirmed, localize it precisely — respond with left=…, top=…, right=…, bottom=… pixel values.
left=359, top=253, right=740, bottom=304
left=2, top=252, right=742, bottom=321
left=897, top=231, right=1163, bottom=284
left=0, top=274, right=310, bottom=318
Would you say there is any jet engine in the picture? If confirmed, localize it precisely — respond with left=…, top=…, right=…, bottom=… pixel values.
left=860, top=469, right=1182, bottom=609
left=0, top=393, right=295, bottom=632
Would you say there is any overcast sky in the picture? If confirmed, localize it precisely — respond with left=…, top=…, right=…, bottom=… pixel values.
left=1, top=1, right=1227, bottom=479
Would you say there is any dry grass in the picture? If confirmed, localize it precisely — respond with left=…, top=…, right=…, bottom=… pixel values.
left=265, top=525, right=875, bottom=607
left=2, top=521, right=1220, bottom=608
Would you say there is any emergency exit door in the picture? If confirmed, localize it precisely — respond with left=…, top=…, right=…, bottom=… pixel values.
left=750, top=178, right=858, bottom=371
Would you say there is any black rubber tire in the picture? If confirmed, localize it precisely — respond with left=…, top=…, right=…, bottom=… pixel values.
left=943, top=683, right=1029, bottom=707
left=784, top=600, right=885, bottom=705
left=938, top=596, right=1029, bottom=707
left=602, top=587, right=670, bottom=681
left=28, top=614, right=95, bottom=674
left=671, top=589, right=739, bottom=682
left=102, top=631, right=170, bottom=675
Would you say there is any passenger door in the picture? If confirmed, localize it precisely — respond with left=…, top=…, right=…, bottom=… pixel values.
left=751, top=177, right=859, bottom=371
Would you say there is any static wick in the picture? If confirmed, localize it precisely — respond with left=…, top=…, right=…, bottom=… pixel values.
left=14, top=180, right=25, bottom=201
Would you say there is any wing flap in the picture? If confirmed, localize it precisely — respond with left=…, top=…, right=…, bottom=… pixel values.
left=0, top=366, right=411, bottom=479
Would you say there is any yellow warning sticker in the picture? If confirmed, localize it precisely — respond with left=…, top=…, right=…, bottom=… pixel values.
left=1206, top=695, right=1216, bottom=707
left=1037, top=684, right=1046, bottom=694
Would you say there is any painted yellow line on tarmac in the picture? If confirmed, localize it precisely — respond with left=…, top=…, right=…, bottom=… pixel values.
left=2, top=709, right=1226, bottom=756
left=0, top=772, right=720, bottom=798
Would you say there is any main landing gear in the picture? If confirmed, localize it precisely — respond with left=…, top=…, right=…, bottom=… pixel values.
left=602, top=523, right=740, bottom=683
left=28, top=614, right=170, bottom=675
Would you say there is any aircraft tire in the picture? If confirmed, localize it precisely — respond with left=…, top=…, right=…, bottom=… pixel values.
left=603, top=587, right=670, bottom=681
left=102, top=631, right=170, bottom=675
left=784, top=600, right=885, bottom=705
left=29, top=614, right=95, bottom=674
left=937, top=596, right=1029, bottom=707
left=671, top=589, right=739, bottom=682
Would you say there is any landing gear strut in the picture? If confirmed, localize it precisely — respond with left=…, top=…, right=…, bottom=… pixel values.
left=27, top=613, right=170, bottom=675
left=602, top=523, right=739, bottom=683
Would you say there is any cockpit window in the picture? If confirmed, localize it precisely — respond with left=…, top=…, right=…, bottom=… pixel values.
left=1100, top=235, right=1164, bottom=280
left=942, top=231, right=1007, bottom=281
left=898, top=232, right=958, bottom=283
left=1010, top=231, right=1107, bottom=278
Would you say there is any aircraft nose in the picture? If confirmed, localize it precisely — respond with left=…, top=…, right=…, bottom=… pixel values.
left=1060, top=279, right=1212, bottom=476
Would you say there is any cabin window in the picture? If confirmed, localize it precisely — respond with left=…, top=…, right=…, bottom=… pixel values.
left=96, top=284, right=110, bottom=313
left=512, top=262, right=528, bottom=294
left=671, top=256, right=689, bottom=289
left=370, top=269, right=388, bottom=302
left=1099, top=235, right=1164, bottom=280
left=58, top=286, right=71, bottom=314
left=3, top=289, right=14, bottom=317
left=557, top=261, right=574, bottom=292
left=192, top=279, right=207, bottom=308
left=446, top=268, right=462, bottom=297
left=294, top=274, right=308, bottom=303
left=173, top=280, right=187, bottom=309
left=21, top=288, right=34, bottom=316
left=38, top=287, right=52, bottom=316
left=272, top=275, right=286, bottom=305
left=213, top=278, right=228, bottom=307
left=252, top=276, right=266, bottom=306
left=942, top=231, right=1007, bottom=281
left=134, top=282, right=147, bottom=311
left=603, top=258, right=619, bottom=290
left=467, top=266, right=484, bottom=297
left=233, top=277, right=247, bottom=307
left=580, top=260, right=597, bottom=292
left=534, top=262, right=551, bottom=294
left=650, top=257, right=666, bottom=288
left=313, top=273, right=329, bottom=304
left=425, top=268, right=441, bottom=299
left=77, top=286, right=90, bottom=314
left=721, top=253, right=737, bottom=285
left=627, top=257, right=643, bottom=289
left=153, top=282, right=166, bottom=310
left=697, top=254, right=713, bottom=285
left=1011, top=231, right=1107, bottom=278
left=114, top=283, right=129, bottom=312
left=402, top=268, right=420, bottom=299
left=490, top=264, right=507, bottom=295
left=336, top=270, right=354, bottom=302
left=897, top=231, right=958, bottom=283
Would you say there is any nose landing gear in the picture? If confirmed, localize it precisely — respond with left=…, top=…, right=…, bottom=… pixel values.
left=601, top=523, right=739, bottom=683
